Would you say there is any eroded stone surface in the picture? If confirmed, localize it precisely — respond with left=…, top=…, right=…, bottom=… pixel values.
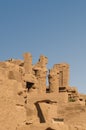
left=0, top=52, right=86, bottom=130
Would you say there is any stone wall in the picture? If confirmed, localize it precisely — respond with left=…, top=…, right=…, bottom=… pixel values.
left=48, top=68, right=59, bottom=92
left=48, top=63, right=69, bottom=93
left=53, top=63, right=69, bottom=88
left=33, top=55, right=48, bottom=92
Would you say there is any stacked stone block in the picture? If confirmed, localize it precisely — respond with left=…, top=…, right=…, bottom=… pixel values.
left=23, top=52, right=32, bottom=74
left=49, top=63, right=69, bottom=93
left=48, top=68, right=59, bottom=92
left=33, top=55, right=48, bottom=92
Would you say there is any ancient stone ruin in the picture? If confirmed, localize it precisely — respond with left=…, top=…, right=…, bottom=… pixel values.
left=0, top=52, right=86, bottom=130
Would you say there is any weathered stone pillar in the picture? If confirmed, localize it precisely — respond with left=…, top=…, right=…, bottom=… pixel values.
left=48, top=63, right=69, bottom=93
left=48, top=68, right=59, bottom=93
left=62, top=64, right=69, bottom=88
left=23, top=52, right=32, bottom=74
left=53, top=63, right=69, bottom=88
left=33, top=55, right=48, bottom=92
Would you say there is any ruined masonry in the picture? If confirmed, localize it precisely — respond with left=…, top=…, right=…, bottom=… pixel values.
left=22, top=52, right=79, bottom=103
left=0, top=52, right=85, bottom=130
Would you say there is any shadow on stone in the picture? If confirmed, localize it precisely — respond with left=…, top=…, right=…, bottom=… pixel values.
left=46, top=127, right=55, bottom=130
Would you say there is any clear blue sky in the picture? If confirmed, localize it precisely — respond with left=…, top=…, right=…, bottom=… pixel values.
left=0, top=0, right=86, bottom=94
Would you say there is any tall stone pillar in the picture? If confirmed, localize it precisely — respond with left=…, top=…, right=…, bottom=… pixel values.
left=48, top=67, right=59, bottom=93
left=33, top=55, right=48, bottom=92
left=53, top=63, right=69, bottom=88
left=62, top=64, right=69, bottom=88
left=48, top=63, right=70, bottom=93
left=23, top=52, right=32, bottom=74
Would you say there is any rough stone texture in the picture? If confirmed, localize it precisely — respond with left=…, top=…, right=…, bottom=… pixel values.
left=48, top=68, right=59, bottom=92
left=58, top=92, right=68, bottom=103
left=0, top=61, right=24, bottom=82
left=0, top=52, right=86, bottom=130
left=67, top=87, right=79, bottom=102
left=54, top=63, right=69, bottom=88
left=23, top=52, right=32, bottom=74
left=0, top=79, right=26, bottom=130
left=33, top=55, right=48, bottom=92
left=48, top=63, right=69, bottom=93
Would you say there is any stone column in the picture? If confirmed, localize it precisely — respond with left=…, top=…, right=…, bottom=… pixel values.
left=33, top=55, right=48, bottom=92
left=62, top=64, right=69, bottom=88
left=23, top=52, right=32, bottom=74
left=48, top=68, right=59, bottom=93
left=53, top=63, right=69, bottom=88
